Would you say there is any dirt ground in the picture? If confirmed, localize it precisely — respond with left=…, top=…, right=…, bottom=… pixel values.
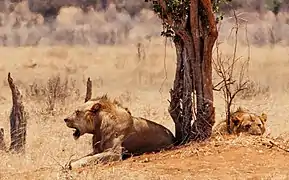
left=2, top=136, right=289, bottom=180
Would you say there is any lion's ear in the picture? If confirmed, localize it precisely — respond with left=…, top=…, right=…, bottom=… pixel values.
left=91, top=103, right=101, bottom=113
left=260, top=113, right=267, bottom=122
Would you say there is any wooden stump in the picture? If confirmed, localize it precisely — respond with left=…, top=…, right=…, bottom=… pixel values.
left=8, top=72, right=27, bottom=154
left=0, top=128, right=5, bottom=151
left=85, top=77, right=92, bottom=103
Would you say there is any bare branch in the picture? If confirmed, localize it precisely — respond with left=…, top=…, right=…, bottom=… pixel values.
left=212, top=9, right=250, bottom=134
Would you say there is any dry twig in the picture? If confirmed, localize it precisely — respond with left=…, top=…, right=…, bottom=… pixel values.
left=268, top=140, right=289, bottom=153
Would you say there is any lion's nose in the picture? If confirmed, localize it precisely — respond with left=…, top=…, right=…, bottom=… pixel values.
left=64, top=118, right=69, bottom=122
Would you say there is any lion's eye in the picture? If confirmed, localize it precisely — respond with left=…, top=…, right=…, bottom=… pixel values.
left=245, top=124, right=251, bottom=129
left=75, top=110, right=81, bottom=116
left=257, top=124, right=262, bottom=128
left=232, top=119, right=239, bottom=126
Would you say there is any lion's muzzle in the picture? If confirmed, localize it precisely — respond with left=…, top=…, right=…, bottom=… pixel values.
left=64, top=118, right=81, bottom=140
left=64, top=118, right=74, bottom=128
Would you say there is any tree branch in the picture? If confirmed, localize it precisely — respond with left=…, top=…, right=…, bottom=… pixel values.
left=200, top=0, right=218, bottom=39
left=158, top=0, right=174, bottom=26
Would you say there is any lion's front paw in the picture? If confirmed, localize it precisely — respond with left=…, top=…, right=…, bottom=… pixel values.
left=68, top=160, right=85, bottom=170
left=66, top=156, right=93, bottom=170
left=64, top=158, right=79, bottom=170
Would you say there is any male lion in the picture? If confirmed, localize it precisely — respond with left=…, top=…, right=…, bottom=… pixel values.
left=64, top=95, right=175, bottom=169
left=213, top=107, right=268, bottom=136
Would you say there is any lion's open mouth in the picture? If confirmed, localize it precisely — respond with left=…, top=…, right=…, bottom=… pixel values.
left=73, top=128, right=80, bottom=140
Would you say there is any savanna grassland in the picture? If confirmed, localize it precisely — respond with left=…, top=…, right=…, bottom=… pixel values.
left=2, top=1, right=289, bottom=179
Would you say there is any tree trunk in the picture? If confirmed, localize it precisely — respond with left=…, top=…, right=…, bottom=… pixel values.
left=169, top=0, right=217, bottom=143
left=189, top=0, right=217, bottom=141
left=169, top=35, right=192, bottom=145
left=8, top=73, right=27, bottom=154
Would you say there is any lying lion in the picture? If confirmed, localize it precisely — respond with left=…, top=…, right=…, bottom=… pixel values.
left=64, top=95, right=175, bottom=169
left=213, top=107, right=268, bottom=136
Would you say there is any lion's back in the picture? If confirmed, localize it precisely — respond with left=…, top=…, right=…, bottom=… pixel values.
left=122, top=117, right=175, bottom=155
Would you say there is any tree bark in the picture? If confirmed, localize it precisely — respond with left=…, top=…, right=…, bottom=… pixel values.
left=8, top=73, right=27, bottom=154
left=157, top=0, right=217, bottom=143
left=187, top=0, right=216, bottom=141
left=169, top=35, right=193, bottom=145
left=85, top=77, right=92, bottom=103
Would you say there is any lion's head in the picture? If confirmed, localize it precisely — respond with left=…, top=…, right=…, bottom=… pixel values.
left=230, top=108, right=267, bottom=136
left=64, top=95, right=131, bottom=140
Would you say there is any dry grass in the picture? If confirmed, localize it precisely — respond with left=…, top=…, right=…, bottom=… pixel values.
left=0, top=38, right=288, bottom=179
left=0, top=4, right=289, bottom=180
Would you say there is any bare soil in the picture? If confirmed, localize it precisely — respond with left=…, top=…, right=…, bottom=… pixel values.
left=2, top=136, right=289, bottom=180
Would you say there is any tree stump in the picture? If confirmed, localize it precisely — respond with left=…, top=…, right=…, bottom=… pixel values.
left=85, top=77, right=92, bottom=103
left=0, top=128, right=5, bottom=151
left=8, top=72, right=27, bottom=154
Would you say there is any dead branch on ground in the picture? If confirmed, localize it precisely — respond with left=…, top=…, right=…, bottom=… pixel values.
left=8, top=72, right=27, bottom=154
left=268, top=140, right=289, bottom=153
left=212, top=11, right=250, bottom=134
left=85, top=77, right=92, bottom=103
